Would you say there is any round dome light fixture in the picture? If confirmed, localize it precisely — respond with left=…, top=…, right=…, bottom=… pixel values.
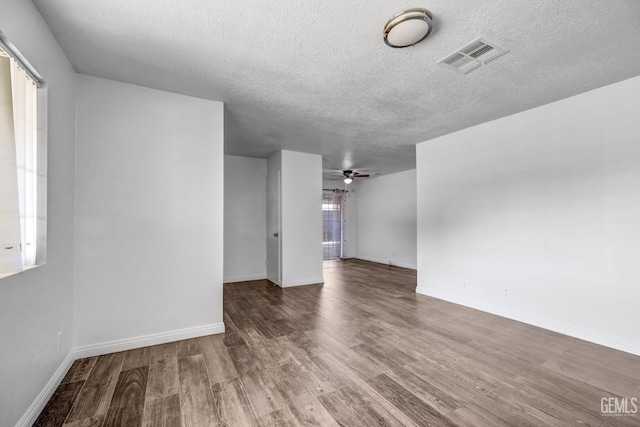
left=383, top=8, right=433, bottom=48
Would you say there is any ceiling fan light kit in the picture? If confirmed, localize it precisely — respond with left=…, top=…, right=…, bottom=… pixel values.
left=342, top=170, right=371, bottom=184
left=383, top=8, right=433, bottom=48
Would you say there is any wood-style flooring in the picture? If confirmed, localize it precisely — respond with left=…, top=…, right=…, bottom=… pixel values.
left=36, top=259, right=640, bottom=426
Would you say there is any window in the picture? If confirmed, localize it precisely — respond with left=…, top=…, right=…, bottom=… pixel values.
left=0, top=36, right=45, bottom=278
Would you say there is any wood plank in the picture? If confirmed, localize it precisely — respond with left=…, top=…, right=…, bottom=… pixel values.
left=460, top=391, right=556, bottom=426
left=142, top=394, right=181, bottom=427
left=444, top=406, right=503, bottom=427
left=317, top=386, right=408, bottom=427
left=198, top=334, right=238, bottom=383
left=61, top=358, right=98, bottom=384
left=542, top=357, right=640, bottom=398
left=178, top=354, right=219, bottom=427
left=34, top=381, right=84, bottom=427
left=484, top=384, right=599, bottom=426
left=146, top=342, right=179, bottom=401
left=176, top=338, right=202, bottom=358
left=283, top=330, right=327, bottom=359
left=243, top=328, right=290, bottom=368
left=276, top=358, right=334, bottom=397
left=103, top=367, right=148, bottom=427
left=350, top=342, right=417, bottom=371
left=391, top=365, right=462, bottom=412
left=366, top=373, right=453, bottom=426
left=257, top=408, right=297, bottom=427
left=227, top=344, right=267, bottom=375
left=240, top=369, right=287, bottom=417
left=62, top=418, right=101, bottom=427
left=309, top=352, right=419, bottom=426
left=267, top=363, right=340, bottom=427
left=405, top=358, right=503, bottom=403
left=211, top=378, right=259, bottom=426
left=122, top=347, right=152, bottom=370
left=223, top=313, right=247, bottom=347
left=305, top=329, right=387, bottom=380
left=515, top=369, right=625, bottom=425
left=64, top=352, right=125, bottom=425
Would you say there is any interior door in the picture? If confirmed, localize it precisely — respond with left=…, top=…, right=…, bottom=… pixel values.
left=266, top=170, right=281, bottom=285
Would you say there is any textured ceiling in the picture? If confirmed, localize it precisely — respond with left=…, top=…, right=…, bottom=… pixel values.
left=34, top=0, right=640, bottom=177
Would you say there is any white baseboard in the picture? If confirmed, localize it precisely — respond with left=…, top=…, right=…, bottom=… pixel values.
left=416, top=285, right=640, bottom=356
left=74, top=322, right=225, bottom=359
left=15, top=351, right=76, bottom=427
left=224, top=273, right=267, bottom=283
left=354, top=255, right=417, bottom=270
left=280, top=277, right=325, bottom=288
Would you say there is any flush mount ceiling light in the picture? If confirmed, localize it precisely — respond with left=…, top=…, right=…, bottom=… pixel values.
left=383, top=8, right=433, bottom=48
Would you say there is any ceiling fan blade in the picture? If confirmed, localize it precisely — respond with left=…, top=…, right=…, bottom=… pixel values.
left=354, top=174, right=370, bottom=178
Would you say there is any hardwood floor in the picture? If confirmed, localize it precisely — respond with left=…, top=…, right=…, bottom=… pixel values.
left=36, top=259, right=640, bottom=426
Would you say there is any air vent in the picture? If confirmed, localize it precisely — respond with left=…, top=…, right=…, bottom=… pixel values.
left=438, top=37, right=508, bottom=74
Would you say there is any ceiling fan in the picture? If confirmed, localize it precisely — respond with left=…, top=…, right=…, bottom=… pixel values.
left=342, top=170, right=370, bottom=184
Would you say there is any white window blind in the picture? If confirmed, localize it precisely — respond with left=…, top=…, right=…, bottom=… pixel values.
left=0, top=45, right=39, bottom=277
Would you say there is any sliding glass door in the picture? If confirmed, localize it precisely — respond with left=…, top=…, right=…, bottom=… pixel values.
left=322, top=190, right=345, bottom=260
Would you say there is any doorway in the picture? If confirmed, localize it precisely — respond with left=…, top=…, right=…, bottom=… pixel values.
left=322, top=190, right=346, bottom=260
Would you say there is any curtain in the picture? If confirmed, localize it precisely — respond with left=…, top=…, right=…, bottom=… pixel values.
left=11, top=57, right=38, bottom=267
left=0, top=55, right=22, bottom=274
left=0, top=54, right=38, bottom=276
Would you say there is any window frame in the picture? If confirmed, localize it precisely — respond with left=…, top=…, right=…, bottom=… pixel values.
left=0, top=32, right=47, bottom=278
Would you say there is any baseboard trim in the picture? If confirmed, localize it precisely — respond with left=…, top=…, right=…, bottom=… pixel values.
left=416, top=285, right=640, bottom=356
left=74, top=322, right=226, bottom=359
left=15, top=351, right=75, bottom=427
left=354, top=255, right=417, bottom=270
left=224, top=274, right=267, bottom=283
left=280, top=277, right=325, bottom=288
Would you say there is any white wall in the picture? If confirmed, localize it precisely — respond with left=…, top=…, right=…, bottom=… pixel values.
left=224, top=155, right=267, bottom=282
left=417, top=75, right=640, bottom=355
left=75, top=75, right=224, bottom=348
left=280, top=151, right=323, bottom=287
left=0, top=3, right=76, bottom=426
left=356, top=170, right=417, bottom=269
left=322, top=180, right=358, bottom=258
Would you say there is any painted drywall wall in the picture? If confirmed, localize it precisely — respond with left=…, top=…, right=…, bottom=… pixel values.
left=75, top=75, right=224, bottom=347
left=322, top=180, right=358, bottom=259
left=279, top=151, right=323, bottom=287
left=266, top=150, right=323, bottom=287
left=416, top=75, right=640, bottom=355
left=281, top=151, right=323, bottom=286
left=0, top=3, right=76, bottom=426
left=224, top=155, right=267, bottom=282
left=356, top=170, right=417, bottom=270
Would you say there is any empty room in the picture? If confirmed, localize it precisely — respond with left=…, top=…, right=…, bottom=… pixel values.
left=1, top=1, right=640, bottom=426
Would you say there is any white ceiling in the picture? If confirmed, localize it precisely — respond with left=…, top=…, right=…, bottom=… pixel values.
left=34, top=0, right=640, bottom=177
